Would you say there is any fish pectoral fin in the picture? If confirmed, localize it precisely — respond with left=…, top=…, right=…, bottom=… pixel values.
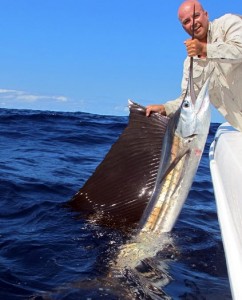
left=159, top=148, right=190, bottom=183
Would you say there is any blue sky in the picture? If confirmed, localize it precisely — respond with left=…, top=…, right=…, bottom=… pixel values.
left=0, top=1, right=240, bottom=122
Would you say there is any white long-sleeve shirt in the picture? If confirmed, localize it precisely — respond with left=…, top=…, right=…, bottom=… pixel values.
left=164, top=14, right=242, bottom=132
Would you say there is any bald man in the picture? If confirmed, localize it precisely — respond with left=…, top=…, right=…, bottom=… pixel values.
left=146, top=0, right=242, bottom=132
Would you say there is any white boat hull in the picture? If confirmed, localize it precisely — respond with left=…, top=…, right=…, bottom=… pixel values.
left=209, top=122, right=242, bottom=300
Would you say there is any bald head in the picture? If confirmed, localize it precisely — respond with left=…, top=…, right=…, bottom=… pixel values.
left=178, top=1, right=204, bottom=20
left=178, top=0, right=209, bottom=42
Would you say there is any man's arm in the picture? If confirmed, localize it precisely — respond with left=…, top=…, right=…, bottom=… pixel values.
left=207, top=14, right=242, bottom=62
left=146, top=58, right=190, bottom=117
left=163, top=58, right=190, bottom=116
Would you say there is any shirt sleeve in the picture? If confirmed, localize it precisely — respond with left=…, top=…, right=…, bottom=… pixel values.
left=163, top=58, right=189, bottom=116
left=207, top=14, right=242, bottom=62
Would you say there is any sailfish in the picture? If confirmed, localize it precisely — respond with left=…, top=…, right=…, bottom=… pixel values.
left=68, top=7, right=211, bottom=235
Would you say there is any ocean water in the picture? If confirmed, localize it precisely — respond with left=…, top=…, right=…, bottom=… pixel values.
left=0, top=108, right=232, bottom=300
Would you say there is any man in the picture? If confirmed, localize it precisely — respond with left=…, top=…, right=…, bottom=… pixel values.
left=146, top=0, right=242, bottom=132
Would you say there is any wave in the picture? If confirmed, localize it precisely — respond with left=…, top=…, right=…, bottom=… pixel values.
left=0, top=108, right=231, bottom=299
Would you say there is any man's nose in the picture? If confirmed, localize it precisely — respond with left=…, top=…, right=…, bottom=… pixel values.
left=191, top=20, right=197, bottom=31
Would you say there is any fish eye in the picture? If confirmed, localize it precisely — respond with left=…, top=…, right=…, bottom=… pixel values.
left=183, top=101, right=190, bottom=108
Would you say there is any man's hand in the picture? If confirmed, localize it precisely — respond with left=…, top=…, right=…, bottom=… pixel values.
left=184, top=38, right=207, bottom=58
left=146, top=104, right=166, bottom=117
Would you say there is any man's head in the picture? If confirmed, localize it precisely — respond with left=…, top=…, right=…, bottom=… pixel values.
left=178, top=0, right=209, bottom=42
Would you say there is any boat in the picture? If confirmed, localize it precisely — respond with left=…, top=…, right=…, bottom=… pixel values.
left=209, top=122, right=242, bottom=300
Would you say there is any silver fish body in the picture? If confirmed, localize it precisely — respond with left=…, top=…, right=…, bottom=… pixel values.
left=138, top=77, right=211, bottom=234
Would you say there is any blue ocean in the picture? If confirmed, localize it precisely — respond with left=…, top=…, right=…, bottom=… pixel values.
left=0, top=108, right=232, bottom=300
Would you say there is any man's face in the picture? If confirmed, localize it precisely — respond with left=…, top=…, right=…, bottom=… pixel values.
left=179, top=4, right=209, bottom=41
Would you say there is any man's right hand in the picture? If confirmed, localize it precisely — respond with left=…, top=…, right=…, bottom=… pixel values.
left=146, top=104, right=166, bottom=117
left=184, top=38, right=207, bottom=58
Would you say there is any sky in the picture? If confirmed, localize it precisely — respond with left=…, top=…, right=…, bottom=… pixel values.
left=0, top=0, right=240, bottom=122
